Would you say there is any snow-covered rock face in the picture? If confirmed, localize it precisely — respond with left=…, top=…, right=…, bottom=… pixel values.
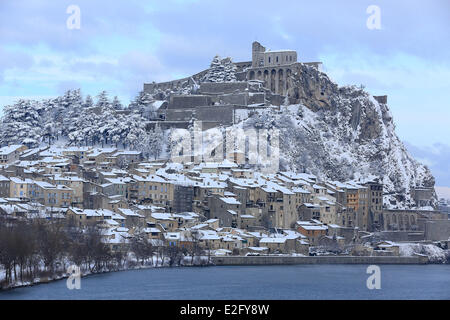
left=241, top=64, right=436, bottom=209
left=397, top=242, right=448, bottom=263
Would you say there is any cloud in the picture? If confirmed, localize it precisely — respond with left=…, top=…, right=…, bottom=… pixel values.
left=0, top=0, right=449, bottom=146
left=0, top=0, right=151, bottom=53
left=146, top=0, right=450, bottom=62
left=117, top=51, right=167, bottom=95
left=320, top=50, right=450, bottom=145
left=0, top=47, right=33, bottom=83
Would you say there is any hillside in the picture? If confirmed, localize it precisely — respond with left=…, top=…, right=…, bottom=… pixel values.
left=0, top=61, right=436, bottom=209
left=234, top=63, right=436, bottom=209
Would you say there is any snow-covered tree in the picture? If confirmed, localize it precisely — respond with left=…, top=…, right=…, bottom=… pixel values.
left=96, top=91, right=111, bottom=109
left=84, top=95, right=94, bottom=108
left=112, top=96, right=123, bottom=110
left=147, top=125, right=164, bottom=159
left=0, top=99, right=45, bottom=147
left=201, top=56, right=237, bottom=83
left=129, top=91, right=153, bottom=111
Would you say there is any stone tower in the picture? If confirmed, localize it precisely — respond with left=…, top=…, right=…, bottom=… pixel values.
left=252, top=41, right=266, bottom=68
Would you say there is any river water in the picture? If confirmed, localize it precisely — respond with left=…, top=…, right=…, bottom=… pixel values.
left=0, top=264, right=449, bottom=300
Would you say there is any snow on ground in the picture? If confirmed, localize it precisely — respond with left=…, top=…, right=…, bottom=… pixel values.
left=396, top=242, right=448, bottom=263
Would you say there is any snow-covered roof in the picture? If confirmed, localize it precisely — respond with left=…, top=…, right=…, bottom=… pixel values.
left=220, top=197, right=241, bottom=205
left=0, top=145, right=24, bottom=155
left=248, top=246, right=269, bottom=251
left=118, top=208, right=144, bottom=217
left=260, top=237, right=287, bottom=244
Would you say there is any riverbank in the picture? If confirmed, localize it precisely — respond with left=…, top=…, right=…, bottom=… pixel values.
left=211, top=255, right=430, bottom=265
left=0, top=255, right=212, bottom=291
left=0, top=254, right=434, bottom=291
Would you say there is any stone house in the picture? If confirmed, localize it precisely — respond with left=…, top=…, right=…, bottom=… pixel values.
left=0, top=175, right=10, bottom=197
left=296, top=220, right=328, bottom=245
left=259, top=237, right=288, bottom=253
left=207, top=195, right=242, bottom=228
left=0, top=145, right=28, bottom=164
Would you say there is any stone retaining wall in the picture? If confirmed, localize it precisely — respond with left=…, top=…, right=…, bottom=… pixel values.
left=211, top=255, right=428, bottom=265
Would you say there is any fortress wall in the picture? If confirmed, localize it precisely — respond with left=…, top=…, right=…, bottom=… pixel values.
left=166, top=105, right=235, bottom=125
left=235, top=72, right=248, bottom=81
left=425, top=219, right=450, bottom=241
left=199, top=82, right=248, bottom=94
left=146, top=121, right=190, bottom=130
left=143, top=68, right=210, bottom=93
left=169, top=95, right=213, bottom=109
left=411, top=187, right=435, bottom=207
left=267, top=93, right=284, bottom=106
left=166, top=109, right=194, bottom=121
left=144, top=62, right=251, bottom=94
left=219, top=93, right=248, bottom=105
left=375, top=231, right=425, bottom=242
left=235, top=61, right=252, bottom=71
left=146, top=121, right=223, bottom=131
left=248, top=93, right=265, bottom=105
left=195, top=106, right=234, bottom=125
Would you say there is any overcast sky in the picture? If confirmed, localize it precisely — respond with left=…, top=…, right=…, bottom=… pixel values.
left=0, top=0, right=449, bottom=185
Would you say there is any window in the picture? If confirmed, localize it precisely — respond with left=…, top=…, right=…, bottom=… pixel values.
left=268, top=57, right=271, bottom=63
left=276, top=56, right=279, bottom=63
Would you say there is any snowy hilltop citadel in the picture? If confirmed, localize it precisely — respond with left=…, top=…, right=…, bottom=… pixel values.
left=0, top=41, right=437, bottom=210
left=142, top=41, right=436, bottom=210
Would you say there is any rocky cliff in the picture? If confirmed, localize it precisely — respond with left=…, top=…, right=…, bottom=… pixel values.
left=240, top=63, right=436, bottom=209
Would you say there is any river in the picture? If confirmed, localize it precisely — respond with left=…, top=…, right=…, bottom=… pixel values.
left=0, top=264, right=449, bottom=300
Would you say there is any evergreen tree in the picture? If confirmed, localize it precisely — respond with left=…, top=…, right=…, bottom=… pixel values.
left=84, top=95, right=94, bottom=108
left=129, top=91, right=153, bottom=112
left=0, top=99, right=44, bottom=147
left=111, top=96, right=123, bottom=110
left=96, top=91, right=111, bottom=109
left=202, top=56, right=237, bottom=83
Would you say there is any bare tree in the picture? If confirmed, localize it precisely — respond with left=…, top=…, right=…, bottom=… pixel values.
left=166, top=246, right=183, bottom=267
left=0, top=223, right=15, bottom=286
left=36, top=220, right=67, bottom=275
left=187, top=231, right=202, bottom=265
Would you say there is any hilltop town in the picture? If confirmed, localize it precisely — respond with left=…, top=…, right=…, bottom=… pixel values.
left=0, top=42, right=449, bottom=287
left=0, top=42, right=437, bottom=210
left=0, top=143, right=448, bottom=259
